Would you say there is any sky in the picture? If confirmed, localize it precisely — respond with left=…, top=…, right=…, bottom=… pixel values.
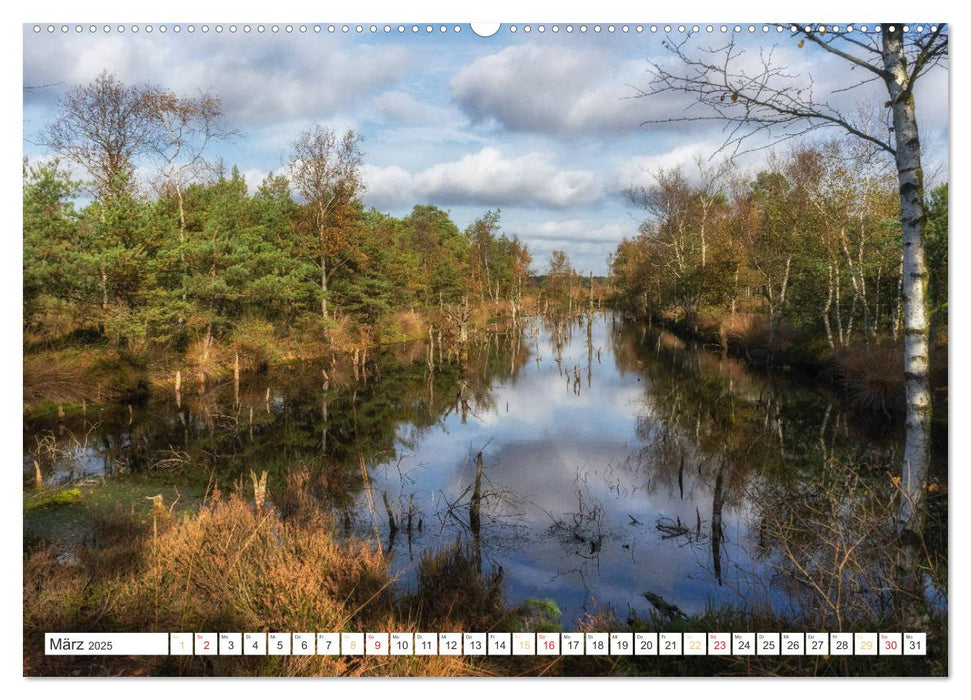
left=22, top=23, right=949, bottom=275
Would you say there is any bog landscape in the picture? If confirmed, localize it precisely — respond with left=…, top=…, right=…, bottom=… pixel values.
left=22, top=24, right=947, bottom=676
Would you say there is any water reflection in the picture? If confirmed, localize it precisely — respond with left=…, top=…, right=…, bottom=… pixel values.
left=26, top=315, right=924, bottom=627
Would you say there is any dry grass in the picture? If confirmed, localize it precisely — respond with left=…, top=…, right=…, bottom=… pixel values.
left=23, top=349, right=101, bottom=410
left=517, top=294, right=540, bottom=316
left=470, top=303, right=496, bottom=328
left=185, top=335, right=223, bottom=380
left=23, top=483, right=541, bottom=677
left=23, top=466, right=945, bottom=677
left=720, top=312, right=769, bottom=346
left=393, top=310, right=426, bottom=340
left=181, top=319, right=280, bottom=384
left=328, top=315, right=368, bottom=353
left=403, top=543, right=507, bottom=631
left=833, top=344, right=905, bottom=415
left=24, top=303, right=86, bottom=345
left=23, top=344, right=154, bottom=413
left=656, top=330, right=686, bottom=352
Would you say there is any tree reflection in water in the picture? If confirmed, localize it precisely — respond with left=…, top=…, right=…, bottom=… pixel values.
left=25, top=315, right=945, bottom=628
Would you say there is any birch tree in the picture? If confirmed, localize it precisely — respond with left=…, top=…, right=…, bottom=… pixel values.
left=627, top=168, right=704, bottom=332
left=44, top=72, right=160, bottom=318
left=44, top=71, right=157, bottom=201
left=287, top=125, right=364, bottom=321
left=140, top=89, right=233, bottom=244
left=641, top=23, right=947, bottom=535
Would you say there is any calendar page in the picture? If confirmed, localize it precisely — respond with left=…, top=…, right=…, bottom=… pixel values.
left=21, top=9, right=949, bottom=680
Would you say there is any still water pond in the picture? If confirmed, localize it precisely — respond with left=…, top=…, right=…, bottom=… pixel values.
left=25, top=315, right=905, bottom=626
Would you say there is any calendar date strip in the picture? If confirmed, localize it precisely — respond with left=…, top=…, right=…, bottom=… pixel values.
left=46, top=631, right=926, bottom=656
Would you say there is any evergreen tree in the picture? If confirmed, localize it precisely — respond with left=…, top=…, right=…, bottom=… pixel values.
left=23, top=159, right=84, bottom=329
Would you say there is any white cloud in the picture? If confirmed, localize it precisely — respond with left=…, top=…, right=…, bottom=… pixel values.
left=451, top=45, right=655, bottom=134
left=616, top=142, right=725, bottom=191
left=360, top=164, right=415, bottom=208
left=23, top=152, right=90, bottom=185
left=518, top=220, right=628, bottom=246
left=371, top=90, right=453, bottom=126
left=23, top=32, right=412, bottom=128
left=509, top=220, right=635, bottom=275
left=241, top=168, right=270, bottom=194
left=614, top=140, right=778, bottom=196
left=363, top=147, right=603, bottom=210
left=528, top=239, right=620, bottom=270
left=22, top=27, right=949, bottom=283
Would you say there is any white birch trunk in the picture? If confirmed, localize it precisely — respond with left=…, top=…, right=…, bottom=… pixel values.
left=321, top=254, right=328, bottom=320
left=883, top=28, right=932, bottom=533
left=822, top=262, right=836, bottom=349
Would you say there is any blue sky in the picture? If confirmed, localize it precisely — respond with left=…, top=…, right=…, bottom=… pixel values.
left=22, top=23, right=949, bottom=274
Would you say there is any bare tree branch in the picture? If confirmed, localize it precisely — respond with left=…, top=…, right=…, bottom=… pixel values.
left=639, top=36, right=895, bottom=158
left=793, top=28, right=890, bottom=79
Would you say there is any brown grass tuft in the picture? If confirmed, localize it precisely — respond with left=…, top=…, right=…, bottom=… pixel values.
left=328, top=316, right=368, bottom=353
left=23, top=350, right=101, bottom=409
left=834, top=344, right=904, bottom=415
left=719, top=312, right=773, bottom=348
left=404, top=542, right=507, bottom=631
left=394, top=310, right=426, bottom=340
left=23, top=487, right=538, bottom=676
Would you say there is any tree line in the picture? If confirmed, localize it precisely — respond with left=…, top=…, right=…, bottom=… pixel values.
left=609, top=144, right=947, bottom=358
left=634, top=23, right=948, bottom=554
left=24, top=72, right=534, bottom=358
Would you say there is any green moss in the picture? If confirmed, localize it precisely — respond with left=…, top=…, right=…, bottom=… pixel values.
left=517, top=598, right=562, bottom=633
left=25, top=401, right=85, bottom=420
left=23, top=488, right=81, bottom=513
left=24, top=477, right=203, bottom=549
